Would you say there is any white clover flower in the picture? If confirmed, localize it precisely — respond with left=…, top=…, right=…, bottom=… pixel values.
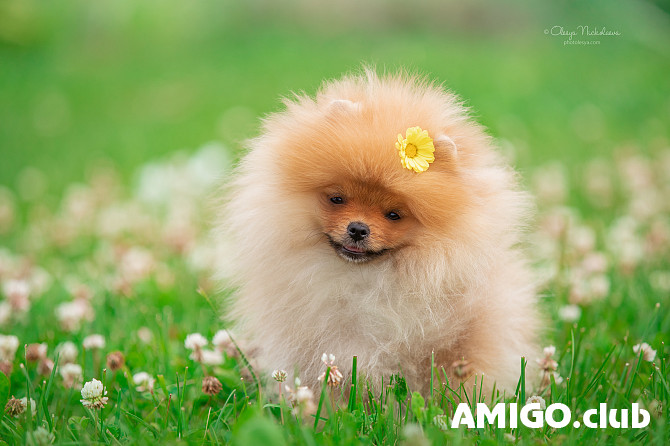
left=633, top=343, right=656, bottom=362
left=589, top=274, right=610, bottom=298
left=80, top=379, right=108, bottom=409
left=132, top=372, right=155, bottom=392
left=540, top=370, right=564, bottom=388
left=57, top=341, right=78, bottom=364
left=649, top=271, right=670, bottom=292
left=137, top=327, right=153, bottom=344
left=2, top=279, right=31, bottom=312
left=552, top=372, right=564, bottom=385
left=318, top=353, right=343, bottom=387
left=184, top=333, right=207, bottom=350
left=0, top=301, right=11, bottom=325
left=581, top=252, right=608, bottom=274
left=82, top=334, right=106, bottom=350
left=119, top=247, right=154, bottom=283
left=198, top=349, right=223, bottom=366
left=568, top=225, right=595, bottom=254
left=27, top=266, right=52, bottom=298
left=28, top=426, right=54, bottom=445
left=0, top=334, right=19, bottom=361
left=212, top=329, right=233, bottom=350
left=532, top=162, right=567, bottom=204
left=543, top=345, right=556, bottom=357
left=20, top=397, right=36, bottom=413
left=25, top=343, right=48, bottom=362
left=60, top=363, right=83, bottom=389
left=558, top=304, right=582, bottom=323
left=212, top=329, right=240, bottom=357
left=272, top=369, right=288, bottom=383
left=432, top=414, right=449, bottom=430
left=56, top=300, right=94, bottom=332
left=526, top=395, right=546, bottom=410
left=294, top=386, right=315, bottom=409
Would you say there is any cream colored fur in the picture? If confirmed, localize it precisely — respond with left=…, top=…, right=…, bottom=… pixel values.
left=218, top=70, right=539, bottom=397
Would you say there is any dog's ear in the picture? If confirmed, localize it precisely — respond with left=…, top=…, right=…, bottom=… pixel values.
left=435, top=134, right=458, bottom=157
left=327, top=99, right=361, bottom=114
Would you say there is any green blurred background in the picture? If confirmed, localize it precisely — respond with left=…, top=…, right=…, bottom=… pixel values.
left=1, top=0, right=669, bottom=196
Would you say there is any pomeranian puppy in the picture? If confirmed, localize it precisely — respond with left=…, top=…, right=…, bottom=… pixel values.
left=220, top=69, right=539, bottom=396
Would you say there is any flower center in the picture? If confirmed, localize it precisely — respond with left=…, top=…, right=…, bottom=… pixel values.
left=405, top=143, right=417, bottom=158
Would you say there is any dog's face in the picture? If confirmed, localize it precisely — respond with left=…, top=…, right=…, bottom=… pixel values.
left=270, top=96, right=479, bottom=266
left=318, top=182, right=418, bottom=263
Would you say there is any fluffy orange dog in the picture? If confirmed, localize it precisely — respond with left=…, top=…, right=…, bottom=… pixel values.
left=221, top=70, right=539, bottom=395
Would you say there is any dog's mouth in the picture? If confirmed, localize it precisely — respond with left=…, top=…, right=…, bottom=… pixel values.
left=326, top=236, right=388, bottom=263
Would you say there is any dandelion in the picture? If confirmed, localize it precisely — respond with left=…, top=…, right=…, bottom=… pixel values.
left=80, top=378, right=108, bottom=409
left=633, top=343, right=656, bottom=362
left=82, top=334, right=105, bottom=350
left=201, top=376, right=223, bottom=395
left=0, top=334, right=19, bottom=361
left=558, top=304, right=582, bottom=323
left=318, top=353, right=343, bottom=387
left=25, top=343, right=48, bottom=362
left=132, top=371, right=155, bottom=392
left=106, top=351, right=125, bottom=371
left=526, top=395, right=547, bottom=410
left=57, top=341, right=78, bottom=363
left=60, top=363, right=83, bottom=389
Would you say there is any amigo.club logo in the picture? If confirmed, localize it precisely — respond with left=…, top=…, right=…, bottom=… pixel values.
left=450, top=403, right=651, bottom=429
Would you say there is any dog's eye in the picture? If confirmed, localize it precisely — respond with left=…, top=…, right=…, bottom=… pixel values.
left=386, top=211, right=401, bottom=221
left=330, top=196, right=344, bottom=205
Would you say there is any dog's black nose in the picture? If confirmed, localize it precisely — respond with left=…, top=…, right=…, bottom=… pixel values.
left=347, top=222, right=370, bottom=241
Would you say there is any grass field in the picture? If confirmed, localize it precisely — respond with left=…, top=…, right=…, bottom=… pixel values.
left=0, top=0, right=669, bottom=444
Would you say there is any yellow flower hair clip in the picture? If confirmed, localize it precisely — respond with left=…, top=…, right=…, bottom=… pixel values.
left=396, top=126, right=435, bottom=173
